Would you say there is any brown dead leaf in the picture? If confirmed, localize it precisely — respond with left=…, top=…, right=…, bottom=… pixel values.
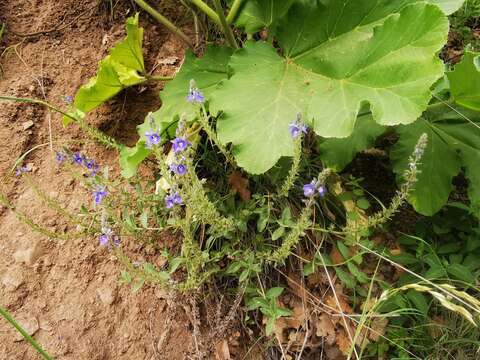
left=368, top=317, right=388, bottom=342
left=336, top=329, right=352, bottom=355
left=325, top=294, right=352, bottom=315
left=315, top=313, right=336, bottom=345
left=228, top=171, right=251, bottom=201
left=214, top=340, right=231, bottom=360
left=330, top=246, right=345, bottom=265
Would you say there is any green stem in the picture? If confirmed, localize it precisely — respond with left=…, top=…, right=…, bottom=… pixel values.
left=213, top=0, right=238, bottom=49
left=146, top=74, right=174, bottom=81
left=226, top=0, right=245, bottom=24
left=0, top=306, right=53, bottom=360
left=189, top=0, right=221, bottom=26
left=133, top=0, right=194, bottom=49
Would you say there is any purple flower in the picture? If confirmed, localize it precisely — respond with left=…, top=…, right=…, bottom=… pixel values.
left=145, top=131, right=161, bottom=148
left=186, top=81, right=205, bottom=104
left=165, top=195, right=175, bottom=209
left=176, top=164, right=187, bottom=175
left=15, top=166, right=30, bottom=177
left=72, top=152, right=84, bottom=165
left=64, top=95, right=74, bottom=104
left=55, top=152, right=66, bottom=164
left=90, top=165, right=100, bottom=177
left=173, top=193, right=183, bottom=205
left=93, top=187, right=108, bottom=205
left=99, top=233, right=109, bottom=246
left=113, top=235, right=121, bottom=247
left=289, top=122, right=308, bottom=139
left=171, top=137, right=190, bottom=153
left=85, top=159, right=96, bottom=170
left=318, top=185, right=327, bottom=198
left=303, top=181, right=316, bottom=197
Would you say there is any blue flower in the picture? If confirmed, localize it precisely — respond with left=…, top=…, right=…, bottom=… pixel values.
left=55, top=152, right=66, bottom=164
left=113, top=235, right=121, bottom=247
left=15, top=166, right=30, bottom=177
left=145, top=131, right=161, bottom=148
left=289, top=122, right=308, bottom=139
left=165, top=195, right=175, bottom=209
left=93, top=187, right=108, bottom=205
left=173, top=193, right=183, bottom=205
left=171, top=137, right=190, bottom=153
left=318, top=185, right=327, bottom=198
left=303, top=181, right=316, bottom=197
left=99, top=233, right=109, bottom=246
left=176, top=164, right=187, bottom=175
left=64, top=95, right=74, bottom=104
left=72, top=152, right=84, bottom=165
left=186, top=80, right=205, bottom=104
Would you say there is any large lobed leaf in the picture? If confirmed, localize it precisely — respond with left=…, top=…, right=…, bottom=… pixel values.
left=211, top=1, right=449, bottom=173
left=447, top=51, right=480, bottom=111
left=64, top=14, right=146, bottom=125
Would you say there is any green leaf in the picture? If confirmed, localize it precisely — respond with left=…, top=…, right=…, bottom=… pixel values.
left=266, top=287, right=284, bottom=299
left=406, top=289, right=429, bottom=315
left=428, top=0, right=465, bottom=14
left=119, top=142, right=150, bottom=178
left=335, top=267, right=356, bottom=289
left=147, top=46, right=233, bottom=129
left=212, top=2, right=448, bottom=173
left=231, top=0, right=294, bottom=34
left=271, top=227, right=285, bottom=241
left=447, top=51, right=480, bottom=111
left=356, top=198, right=371, bottom=210
left=391, top=119, right=460, bottom=216
left=446, top=263, right=476, bottom=284
left=109, top=13, right=145, bottom=72
left=392, top=114, right=480, bottom=216
left=65, top=14, right=146, bottom=125
left=318, top=114, right=386, bottom=171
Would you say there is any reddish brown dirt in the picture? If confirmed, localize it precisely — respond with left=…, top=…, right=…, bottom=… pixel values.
left=0, top=1, right=205, bottom=359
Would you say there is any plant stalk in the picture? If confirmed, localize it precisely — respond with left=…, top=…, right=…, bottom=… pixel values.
left=226, top=0, right=245, bottom=24
left=0, top=306, right=53, bottom=360
left=213, top=0, right=239, bottom=49
left=146, top=74, right=174, bottom=81
left=189, top=0, right=221, bottom=26
left=132, top=0, right=194, bottom=49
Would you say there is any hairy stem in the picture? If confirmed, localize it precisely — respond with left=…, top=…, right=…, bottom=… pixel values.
left=278, top=136, right=302, bottom=197
left=226, top=0, right=245, bottom=24
left=0, top=307, right=53, bottom=360
left=189, top=0, right=221, bottom=26
left=133, top=0, right=194, bottom=49
left=213, top=0, right=238, bottom=49
left=146, top=74, right=174, bottom=81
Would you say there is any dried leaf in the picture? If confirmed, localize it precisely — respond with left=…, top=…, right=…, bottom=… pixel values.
left=228, top=171, right=251, bottom=201
left=330, top=246, right=345, bottom=265
left=368, top=317, right=388, bottom=341
left=315, top=313, right=336, bottom=345
left=215, top=340, right=231, bottom=360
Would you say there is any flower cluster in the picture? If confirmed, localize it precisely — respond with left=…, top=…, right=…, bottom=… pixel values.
left=289, top=113, right=308, bottom=139
left=58, top=150, right=100, bottom=177
left=186, top=79, right=205, bottom=104
left=15, top=165, right=31, bottom=177
left=99, top=220, right=120, bottom=247
left=165, top=191, right=183, bottom=209
left=303, top=180, right=327, bottom=198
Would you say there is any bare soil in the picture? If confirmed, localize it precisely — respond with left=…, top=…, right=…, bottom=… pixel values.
left=0, top=1, right=209, bottom=359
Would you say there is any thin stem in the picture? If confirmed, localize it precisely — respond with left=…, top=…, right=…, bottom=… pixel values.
left=226, top=0, right=245, bottom=24
left=146, top=74, right=174, bottom=81
left=213, top=0, right=239, bottom=49
left=0, top=306, right=53, bottom=360
left=133, top=0, right=194, bottom=49
left=189, top=0, right=221, bottom=26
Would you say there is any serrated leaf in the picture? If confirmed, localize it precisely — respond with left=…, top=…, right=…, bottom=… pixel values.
left=212, top=2, right=448, bottom=173
left=319, top=114, right=386, bottom=171
left=447, top=51, right=480, bottom=111
left=406, top=289, right=429, bottom=315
